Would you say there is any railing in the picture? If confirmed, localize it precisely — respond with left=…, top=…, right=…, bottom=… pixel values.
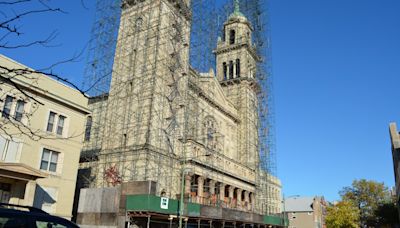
left=185, top=193, right=253, bottom=212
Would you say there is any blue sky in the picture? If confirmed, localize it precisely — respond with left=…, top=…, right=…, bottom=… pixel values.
left=1, top=0, right=399, bottom=201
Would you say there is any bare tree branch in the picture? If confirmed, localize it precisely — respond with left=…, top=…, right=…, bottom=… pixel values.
left=0, top=0, right=93, bottom=140
left=0, top=0, right=32, bottom=5
left=0, top=8, right=62, bottom=28
left=0, top=30, right=59, bottom=48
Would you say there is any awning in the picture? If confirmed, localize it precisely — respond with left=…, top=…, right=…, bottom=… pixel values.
left=0, top=162, right=47, bottom=181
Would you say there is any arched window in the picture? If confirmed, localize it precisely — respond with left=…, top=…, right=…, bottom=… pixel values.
left=223, top=62, right=227, bottom=80
left=229, top=61, right=234, bottom=79
left=203, top=116, right=217, bottom=149
left=236, top=59, right=240, bottom=78
left=84, top=116, right=92, bottom=141
left=135, top=17, right=143, bottom=31
left=229, top=30, right=235, bottom=45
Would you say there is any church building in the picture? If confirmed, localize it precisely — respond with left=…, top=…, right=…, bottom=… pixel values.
left=77, top=0, right=284, bottom=227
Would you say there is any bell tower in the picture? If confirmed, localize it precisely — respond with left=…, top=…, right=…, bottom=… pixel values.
left=214, top=0, right=261, bottom=167
left=97, top=0, right=192, bottom=190
left=214, top=0, right=259, bottom=82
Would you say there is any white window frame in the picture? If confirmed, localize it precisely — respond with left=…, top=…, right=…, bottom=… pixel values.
left=1, top=93, right=29, bottom=125
left=1, top=95, right=14, bottom=119
left=44, top=109, right=69, bottom=137
left=14, top=100, right=25, bottom=122
left=0, top=135, right=23, bottom=163
left=39, top=148, right=60, bottom=173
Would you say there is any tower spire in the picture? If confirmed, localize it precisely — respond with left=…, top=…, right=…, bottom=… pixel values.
left=229, top=0, right=245, bottom=19
left=234, top=0, right=240, bottom=14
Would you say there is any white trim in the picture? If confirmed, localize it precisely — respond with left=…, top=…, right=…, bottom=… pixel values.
left=44, top=109, right=70, bottom=137
left=0, top=134, right=23, bottom=163
left=38, top=146, right=62, bottom=176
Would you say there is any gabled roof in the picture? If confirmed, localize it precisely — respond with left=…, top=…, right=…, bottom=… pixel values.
left=189, top=68, right=239, bottom=123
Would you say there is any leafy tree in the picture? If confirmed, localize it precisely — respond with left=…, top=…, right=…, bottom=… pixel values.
left=325, top=201, right=360, bottom=228
left=339, top=179, right=391, bottom=226
left=375, top=202, right=399, bottom=226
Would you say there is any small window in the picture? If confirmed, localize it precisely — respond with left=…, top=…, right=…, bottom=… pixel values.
left=236, top=59, right=240, bottom=78
left=14, top=100, right=25, bottom=122
left=56, top=115, right=66, bottom=135
left=229, top=30, right=235, bottom=44
left=229, top=61, right=234, bottom=79
left=223, top=62, right=227, bottom=80
left=2, top=96, right=13, bottom=119
left=46, top=112, right=56, bottom=132
left=136, top=17, right=143, bottom=29
left=40, top=149, right=59, bottom=172
left=84, top=116, right=92, bottom=141
left=123, top=133, right=127, bottom=146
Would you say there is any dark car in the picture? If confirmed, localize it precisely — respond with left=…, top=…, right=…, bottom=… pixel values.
left=0, top=203, right=79, bottom=228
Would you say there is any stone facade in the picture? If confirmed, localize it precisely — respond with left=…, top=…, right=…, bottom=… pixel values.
left=79, top=0, right=282, bottom=221
left=389, top=122, right=400, bottom=220
left=0, top=55, right=90, bottom=219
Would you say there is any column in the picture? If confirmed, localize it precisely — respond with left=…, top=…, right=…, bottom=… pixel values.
left=184, top=174, right=192, bottom=195
left=209, top=180, right=216, bottom=195
left=250, top=192, right=255, bottom=211
left=236, top=189, right=243, bottom=208
left=228, top=186, right=235, bottom=208
left=228, top=186, right=234, bottom=199
left=219, top=183, right=226, bottom=201
left=233, top=60, right=237, bottom=79
left=244, top=191, right=250, bottom=211
left=23, top=181, right=36, bottom=206
left=197, top=176, right=204, bottom=204
left=209, top=180, right=216, bottom=205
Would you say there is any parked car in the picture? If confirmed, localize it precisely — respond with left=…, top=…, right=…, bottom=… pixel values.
left=0, top=203, right=79, bottom=228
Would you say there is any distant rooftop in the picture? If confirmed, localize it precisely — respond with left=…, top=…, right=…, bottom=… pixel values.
left=284, top=196, right=315, bottom=212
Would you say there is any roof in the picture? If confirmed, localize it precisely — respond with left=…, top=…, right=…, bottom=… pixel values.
left=0, top=162, right=47, bottom=181
left=0, top=54, right=90, bottom=114
left=284, top=197, right=315, bottom=212
left=228, top=0, right=247, bottom=21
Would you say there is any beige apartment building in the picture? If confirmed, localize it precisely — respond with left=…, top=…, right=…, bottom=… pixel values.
left=284, top=196, right=327, bottom=228
left=0, top=55, right=90, bottom=219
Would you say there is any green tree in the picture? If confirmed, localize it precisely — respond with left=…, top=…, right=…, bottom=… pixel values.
left=339, top=179, right=390, bottom=226
left=375, top=202, right=399, bottom=226
left=325, top=201, right=360, bottom=228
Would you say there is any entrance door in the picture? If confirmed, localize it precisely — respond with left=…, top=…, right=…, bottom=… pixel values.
left=0, top=183, right=11, bottom=203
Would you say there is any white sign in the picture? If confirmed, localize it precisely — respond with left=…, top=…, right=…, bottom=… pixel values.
left=160, top=197, right=169, bottom=209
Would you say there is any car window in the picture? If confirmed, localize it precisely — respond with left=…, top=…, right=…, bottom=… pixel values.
left=0, top=216, right=29, bottom=228
left=36, top=221, right=67, bottom=228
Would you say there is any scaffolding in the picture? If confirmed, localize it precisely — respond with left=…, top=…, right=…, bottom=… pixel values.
left=79, top=0, right=279, bottom=216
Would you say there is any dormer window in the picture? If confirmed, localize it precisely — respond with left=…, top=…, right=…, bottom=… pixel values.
left=229, top=30, right=235, bottom=45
